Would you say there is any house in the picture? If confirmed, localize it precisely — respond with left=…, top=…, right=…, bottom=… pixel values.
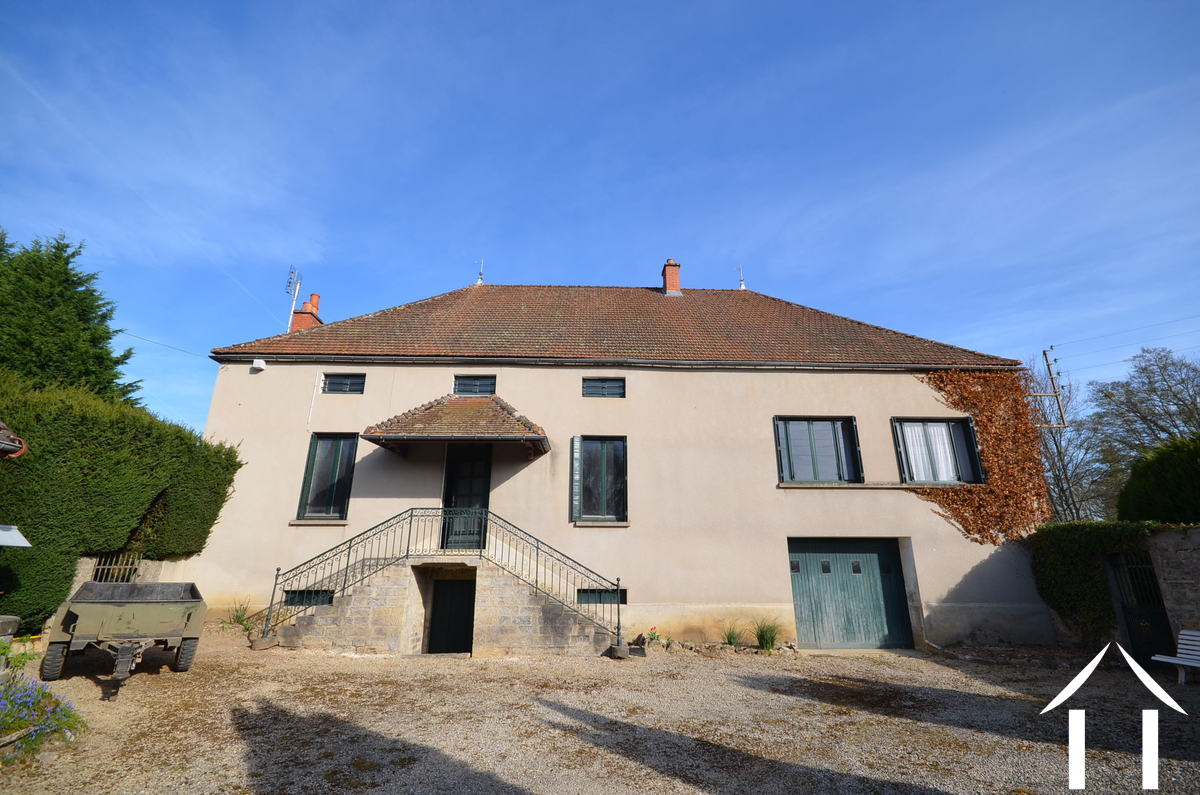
left=173, top=260, right=1056, bottom=655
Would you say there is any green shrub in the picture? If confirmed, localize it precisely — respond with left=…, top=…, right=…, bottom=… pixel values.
left=1027, top=520, right=1178, bottom=644
left=1118, top=435, right=1200, bottom=523
left=752, top=618, right=781, bottom=651
left=0, top=370, right=241, bottom=630
left=721, top=621, right=745, bottom=646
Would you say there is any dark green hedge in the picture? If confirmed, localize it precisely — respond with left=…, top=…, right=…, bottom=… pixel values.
left=1118, top=435, right=1200, bottom=523
left=1028, top=520, right=1176, bottom=644
left=0, top=370, right=240, bottom=629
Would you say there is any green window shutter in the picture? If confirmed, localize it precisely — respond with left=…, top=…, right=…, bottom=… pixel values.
left=890, top=420, right=909, bottom=483
left=570, top=435, right=582, bottom=521
left=773, top=418, right=787, bottom=481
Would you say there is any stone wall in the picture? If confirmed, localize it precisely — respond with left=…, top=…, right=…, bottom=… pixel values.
left=1148, top=526, right=1200, bottom=635
left=282, top=557, right=611, bottom=656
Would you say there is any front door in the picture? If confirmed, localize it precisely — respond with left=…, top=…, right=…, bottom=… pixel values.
left=441, top=444, right=491, bottom=549
left=788, top=538, right=913, bottom=649
left=427, top=579, right=476, bottom=653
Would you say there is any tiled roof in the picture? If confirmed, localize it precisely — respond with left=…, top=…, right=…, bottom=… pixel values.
left=362, top=394, right=549, bottom=453
left=213, top=285, right=1017, bottom=368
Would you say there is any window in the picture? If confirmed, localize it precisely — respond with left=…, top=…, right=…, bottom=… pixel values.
left=322, top=373, right=365, bottom=394
left=297, top=434, right=358, bottom=519
left=570, top=436, right=627, bottom=521
left=454, top=375, right=496, bottom=395
left=893, top=419, right=983, bottom=484
left=774, top=418, right=862, bottom=483
left=576, top=588, right=627, bottom=605
left=283, top=589, right=334, bottom=607
left=582, top=378, right=626, bottom=398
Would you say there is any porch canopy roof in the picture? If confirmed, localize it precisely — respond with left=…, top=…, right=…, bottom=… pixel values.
left=361, top=394, right=550, bottom=455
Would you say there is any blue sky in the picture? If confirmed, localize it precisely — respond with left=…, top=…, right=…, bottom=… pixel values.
left=2, top=2, right=1198, bottom=431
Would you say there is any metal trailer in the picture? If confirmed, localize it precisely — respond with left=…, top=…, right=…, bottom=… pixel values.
left=40, top=582, right=207, bottom=683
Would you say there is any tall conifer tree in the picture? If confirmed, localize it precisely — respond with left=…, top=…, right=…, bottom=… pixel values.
left=0, top=229, right=139, bottom=401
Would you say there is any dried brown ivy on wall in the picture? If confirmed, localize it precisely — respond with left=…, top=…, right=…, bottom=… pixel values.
left=908, top=369, right=1050, bottom=545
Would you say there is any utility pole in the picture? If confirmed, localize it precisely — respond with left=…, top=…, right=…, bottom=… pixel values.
left=1031, top=348, right=1067, bottom=428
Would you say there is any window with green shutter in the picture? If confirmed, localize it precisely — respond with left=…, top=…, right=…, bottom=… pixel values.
left=577, top=587, right=628, bottom=604
left=570, top=436, right=627, bottom=521
left=297, top=434, right=359, bottom=519
left=454, top=375, right=496, bottom=395
left=774, top=417, right=862, bottom=483
left=322, top=373, right=366, bottom=394
left=582, top=378, right=626, bottom=398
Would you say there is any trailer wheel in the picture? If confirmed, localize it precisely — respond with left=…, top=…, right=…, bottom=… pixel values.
left=40, top=642, right=68, bottom=681
left=170, top=638, right=199, bottom=672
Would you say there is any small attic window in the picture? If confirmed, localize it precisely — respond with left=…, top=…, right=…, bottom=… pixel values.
left=582, top=377, right=626, bottom=398
left=454, top=375, right=496, bottom=395
left=322, top=373, right=366, bottom=394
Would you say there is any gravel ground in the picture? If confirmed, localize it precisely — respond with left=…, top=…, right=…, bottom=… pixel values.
left=5, top=624, right=1199, bottom=793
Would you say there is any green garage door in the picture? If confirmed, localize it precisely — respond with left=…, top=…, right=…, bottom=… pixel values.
left=788, top=538, right=913, bottom=649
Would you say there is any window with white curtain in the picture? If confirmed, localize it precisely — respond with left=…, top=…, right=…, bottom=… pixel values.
left=894, top=419, right=982, bottom=483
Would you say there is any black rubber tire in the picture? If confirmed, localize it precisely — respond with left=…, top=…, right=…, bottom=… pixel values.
left=170, top=637, right=199, bottom=672
left=39, top=642, right=68, bottom=681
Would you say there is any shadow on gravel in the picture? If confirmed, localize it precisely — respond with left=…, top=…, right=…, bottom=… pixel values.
left=738, top=673, right=1200, bottom=763
left=54, top=644, right=176, bottom=700
left=231, top=698, right=528, bottom=793
left=538, top=699, right=949, bottom=794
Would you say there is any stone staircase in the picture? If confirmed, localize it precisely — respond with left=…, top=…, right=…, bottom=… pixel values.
left=278, top=556, right=612, bottom=656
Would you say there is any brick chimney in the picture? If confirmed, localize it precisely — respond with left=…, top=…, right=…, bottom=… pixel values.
left=289, top=292, right=323, bottom=332
left=661, top=258, right=682, bottom=296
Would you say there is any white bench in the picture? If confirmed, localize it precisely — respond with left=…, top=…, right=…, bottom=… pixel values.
left=1152, top=629, right=1200, bottom=684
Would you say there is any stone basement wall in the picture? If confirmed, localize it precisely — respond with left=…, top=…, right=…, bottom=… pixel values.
left=1148, top=526, right=1200, bottom=635
left=280, top=557, right=611, bottom=656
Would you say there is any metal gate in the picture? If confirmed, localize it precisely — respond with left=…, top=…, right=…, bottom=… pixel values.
left=788, top=538, right=913, bottom=649
left=1107, top=550, right=1174, bottom=660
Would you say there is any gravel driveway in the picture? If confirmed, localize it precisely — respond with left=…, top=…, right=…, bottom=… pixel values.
left=7, top=625, right=1199, bottom=793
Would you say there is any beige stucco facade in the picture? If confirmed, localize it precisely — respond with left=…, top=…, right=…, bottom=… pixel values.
left=174, top=360, right=1056, bottom=648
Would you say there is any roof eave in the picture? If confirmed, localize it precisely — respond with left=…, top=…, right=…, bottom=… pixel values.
left=361, top=433, right=550, bottom=455
left=212, top=353, right=1022, bottom=370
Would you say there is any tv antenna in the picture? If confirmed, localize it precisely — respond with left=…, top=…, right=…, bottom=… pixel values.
left=475, top=259, right=485, bottom=285
left=737, top=266, right=747, bottom=290
left=284, top=267, right=303, bottom=332
left=1030, top=347, right=1068, bottom=428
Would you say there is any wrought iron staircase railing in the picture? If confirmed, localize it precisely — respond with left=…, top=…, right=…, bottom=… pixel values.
left=254, top=507, right=623, bottom=643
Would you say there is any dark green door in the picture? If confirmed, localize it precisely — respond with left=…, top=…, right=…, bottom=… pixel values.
left=788, top=539, right=913, bottom=649
left=428, top=579, right=476, bottom=653
left=442, top=444, right=491, bottom=549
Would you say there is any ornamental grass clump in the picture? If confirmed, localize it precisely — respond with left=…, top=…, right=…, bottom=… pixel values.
left=721, top=621, right=745, bottom=647
left=752, top=618, right=781, bottom=651
left=0, top=672, right=82, bottom=764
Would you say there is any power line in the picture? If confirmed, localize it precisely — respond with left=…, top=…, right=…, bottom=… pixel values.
left=1062, top=342, right=1200, bottom=374
left=1067, top=327, right=1200, bottom=359
left=118, top=331, right=205, bottom=358
left=1055, top=311, right=1200, bottom=347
